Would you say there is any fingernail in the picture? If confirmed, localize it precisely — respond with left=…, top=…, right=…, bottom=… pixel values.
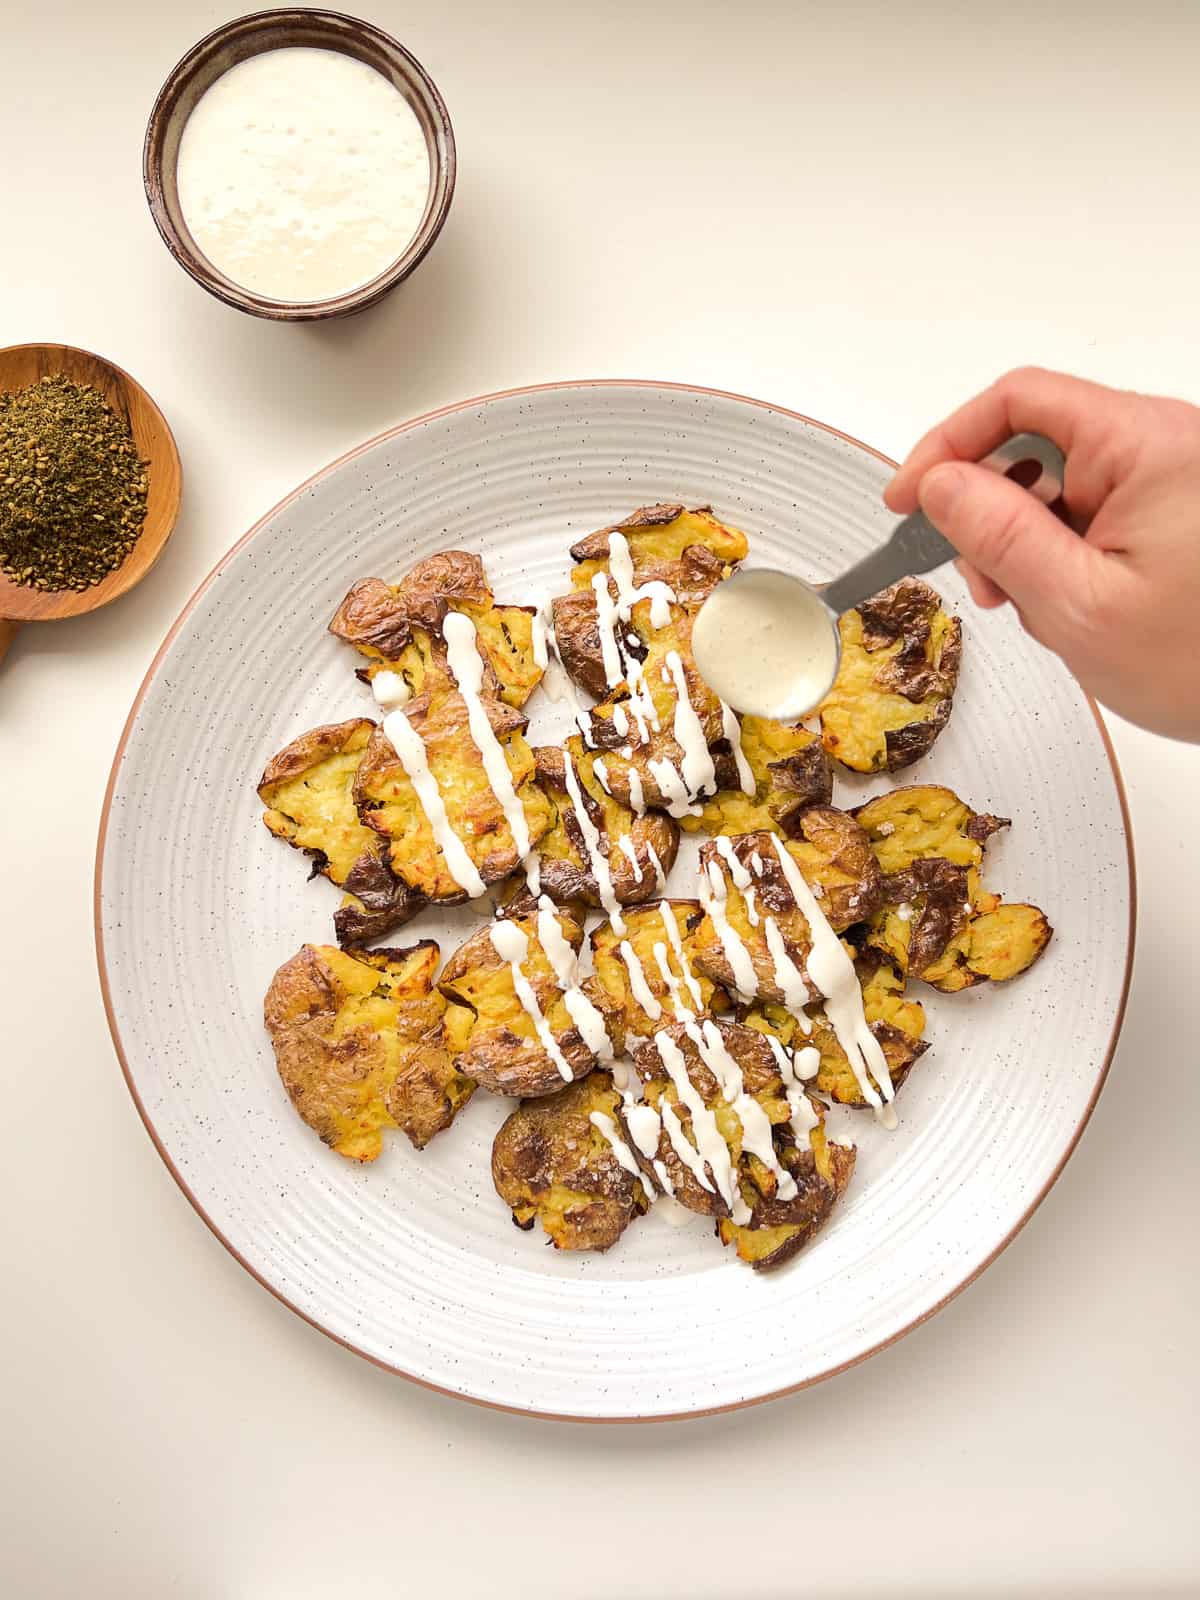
left=919, top=463, right=966, bottom=518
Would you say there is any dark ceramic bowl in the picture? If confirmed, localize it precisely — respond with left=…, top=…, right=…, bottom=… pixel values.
left=143, top=8, right=456, bottom=321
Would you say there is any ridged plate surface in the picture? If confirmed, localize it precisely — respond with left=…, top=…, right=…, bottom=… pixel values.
left=97, top=382, right=1132, bottom=1419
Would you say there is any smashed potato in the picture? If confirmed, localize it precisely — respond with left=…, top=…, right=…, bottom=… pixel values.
left=717, top=1123, right=856, bottom=1270
left=533, top=738, right=679, bottom=909
left=569, top=502, right=748, bottom=597
left=330, top=550, right=543, bottom=707
left=627, top=1019, right=800, bottom=1215
left=854, top=785, right=1051, bottom=991
left=743, top=950, right=927, bottom=1108
left=263, top=942, right=474, bottom=1160
left=438, top=909, right=605, bottom=1097
left=491, top=1072, right=651, bottom=1251
left=691, top=816, right=884, bottom=1004
left=585, top=899, right=727, bottom=1052
left=819, top=578, right=962, bottom=773
left=583, top=600, right=727, bottom=817
left=258, top=718, right=424, bottom=946
left=680, top=714, right=833, bottom=838
left=552, top=503, right=748, bottom=697
left=354, top=694, right=554, bottom=903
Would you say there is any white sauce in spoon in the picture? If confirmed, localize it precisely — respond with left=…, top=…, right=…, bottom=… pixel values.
left=691, top=567, right=841, bottom=721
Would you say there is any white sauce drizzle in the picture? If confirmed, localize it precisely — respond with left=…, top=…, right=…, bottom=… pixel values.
left=766, top=834, right=896, bottom=1120
left=647, top=756, right=701, bottom=818
left=698, top=859, right=757, bottom=1001
left=654, top=1031, right=748, bottom=1221
left=588, top=1111, right=642, bottom=1181
left=443, top=610, right=533, bottom=863
left=653, top=942, right=697, bottom=1022
left=562, top=748, right=625, bottom=935
left=763, top=915, right=812, bottom=1010
left=381, top=706, right=486, bottom=898
left=645, top=841, right=667, bottom=894
left=489, top=920, right=574, bottom=1082
left=658, top=904, right=704, bottom=1010
left=370, top=669, right=411, bottom=710
left=611, top=703, right=629, bottom=738
left=536, top=896, right=613, bottom=1062
left=666, top=648, right=717, bottom=800
left=763, top=1033, right=823, bottom=1142
left=714, top=835, right=753, bottom=890
left=626, top=767, right=646, bottom=815
left=591, top=758, right=612, bottom=795
left=618, top=940, right=663, bottom=1021
left=684, top=1019, right=796, bottom=1202
left=720, top=702, right=756, bottom=796
left=523, top=852, right=541, bottom=896
left=615, top=832, right=644, bottom=882
left=591, top=570, right=626, bottom=689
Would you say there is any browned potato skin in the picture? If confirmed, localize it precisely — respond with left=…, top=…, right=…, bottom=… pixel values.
left=354, top=695, right=553, bottom=904
left=854, top=785, right=1050, bottom=991
left=438, top=911, right=603, bottom=1097
left=717, top=1131, right=856, bottom=1271
left=819, top=577, right=962, bottom=773
left=532, top=743, right=679, bottom=908
left=552, top=503, right=748, bottom=696
left=258, top=718, right=425, bottom=946
left=491, top=1072, right=650, bottom=1252
left=329, top=551, right=542, bottom=707
left=681, top=717, right=834, bottom=840
left=584, top=899, right=728, bottom=1053
left=690, top=815, right=884, bottom=1005
left=263, top=942, right=475, bottom=1159
left=583, top=602, right=728, bottom=814
left=626, top=1019, right=795, bottom=1217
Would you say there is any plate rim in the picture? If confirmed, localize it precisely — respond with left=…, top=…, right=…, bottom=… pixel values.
left=93, top=377, right=1137, bottom=1423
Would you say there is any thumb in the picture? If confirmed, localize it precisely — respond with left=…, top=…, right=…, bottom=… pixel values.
left=918, top=461, right=1097, bottom=643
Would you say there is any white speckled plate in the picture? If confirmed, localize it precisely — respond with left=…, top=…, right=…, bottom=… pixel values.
left=96, top=381, right=1133, bottom=1420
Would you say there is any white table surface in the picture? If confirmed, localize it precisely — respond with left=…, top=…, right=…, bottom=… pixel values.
left=3, top=4, right=1198, bottom=1596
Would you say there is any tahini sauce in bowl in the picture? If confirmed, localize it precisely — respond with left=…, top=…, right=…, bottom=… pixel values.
left=176, top=46, right=431, bottom=304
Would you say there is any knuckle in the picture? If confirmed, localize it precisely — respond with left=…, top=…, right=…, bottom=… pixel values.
left=995, top=364, right=1047, bottom=396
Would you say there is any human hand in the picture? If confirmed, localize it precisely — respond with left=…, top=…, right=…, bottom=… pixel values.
left=884, top=367, right=1200, bottom=741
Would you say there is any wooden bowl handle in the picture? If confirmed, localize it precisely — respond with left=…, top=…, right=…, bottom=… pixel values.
left=0, top=619, right=19, bottom=666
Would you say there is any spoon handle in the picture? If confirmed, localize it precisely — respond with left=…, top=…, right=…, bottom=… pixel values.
left=820, top=431, right=1066, bottom=618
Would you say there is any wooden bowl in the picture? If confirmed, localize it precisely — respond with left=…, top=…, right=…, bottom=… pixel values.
left=143, top=8, right=457, bottom=322
left=0, top=343, right=182, bottom=664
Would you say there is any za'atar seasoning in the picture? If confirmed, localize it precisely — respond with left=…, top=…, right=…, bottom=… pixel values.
left=0, top=375, right=149, bottom=591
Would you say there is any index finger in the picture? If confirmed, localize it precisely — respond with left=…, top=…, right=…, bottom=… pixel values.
left=883, top=366, right=1128, bottom=512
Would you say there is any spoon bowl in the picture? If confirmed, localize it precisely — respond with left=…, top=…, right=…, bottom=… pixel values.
left=0, top=343, right=182, bottom=664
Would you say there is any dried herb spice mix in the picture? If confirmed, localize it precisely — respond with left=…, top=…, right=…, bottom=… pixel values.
left=0, top=375, right=149, bottom=591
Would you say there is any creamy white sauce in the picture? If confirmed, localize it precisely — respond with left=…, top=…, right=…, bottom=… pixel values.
left=562, top=748, right=625, bottom=934
left=714, top=835, right=753, bottom=890
left=489, top=921, right=574, bottom=1082
left=618, top=939, right=662, bottom=1021
left=591, top=758, right=612, bottom=795
left=685, top=1019, right=796, bottom=1202
left=655, top=1031, right=748, bottom=1222
left=666, top=651, right=717, bottom=800
left=645, top=841, right=667, bottom=894
left=588, top=1111, right=643, bottom=1181
left=535, top=896, right=612, bottom=1061
left=615, top=832, right=644, bottom=882
left=720, top=702, right=756, bottom=796
left=625, top=767, right=646, bottom=815
left=523, top=852, right=542, bottom=896
left=370, top=669, right=411, bottom=710
left=647, top=756, right=701, bottom=819
left=653, top=942, right=697, bottom=1022
left=691, top=567, right=841, bottom=721
left=611, top=703, right=630, bottom=739
left=443, top=611, right=532, bottom=859
left=591, top=570, right=625, bottom=688
left=381, top=706, right=485, bottom=898
left=658, top=904, right=704, bottom=1010
left=767, top=834, right=896, bottom=1119
left=177, top=47, right=430, bottom=303
left=763, top=915, right=812, bottom=1010
left=698, top=859, right=757, bottom=1000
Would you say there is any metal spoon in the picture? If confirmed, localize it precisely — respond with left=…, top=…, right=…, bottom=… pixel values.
left=692, top=432, right=1066, bottom=721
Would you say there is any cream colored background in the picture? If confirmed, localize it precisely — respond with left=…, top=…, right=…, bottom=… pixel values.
left=3, top=3, right=1198, bottom=1596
